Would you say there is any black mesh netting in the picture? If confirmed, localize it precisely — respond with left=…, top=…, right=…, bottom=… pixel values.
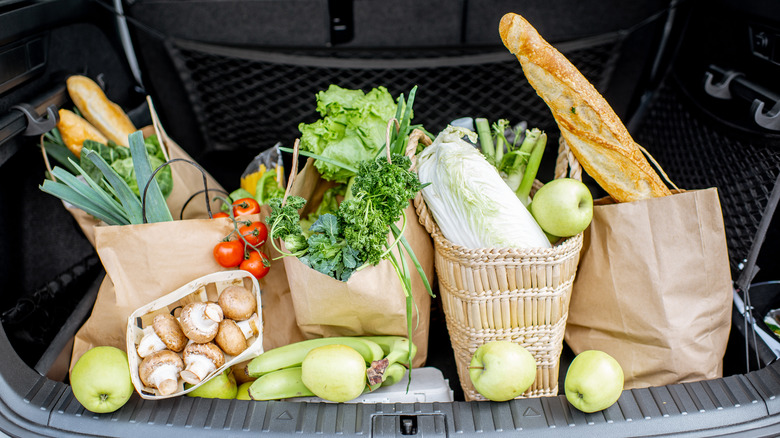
left=634, top=78, right=780, bottom=274
left=167, top=43, right=621, bottom=153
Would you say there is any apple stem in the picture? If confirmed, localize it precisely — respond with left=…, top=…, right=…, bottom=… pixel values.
left=467, top=366, right=484, bottom=370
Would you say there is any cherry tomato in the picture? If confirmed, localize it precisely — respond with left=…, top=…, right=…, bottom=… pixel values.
left=239, top=221, right=268, bottom=247
left=232, top=197, right=261, bottom=217
left=213, top=240, right=244, bottom=267
left=241, top=250, right=270, bottom=279
left=212, top=211, right=230, bottom=219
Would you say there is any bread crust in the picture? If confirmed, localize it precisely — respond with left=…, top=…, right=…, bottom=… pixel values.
left=66, top=75, right=137, bottom=147
left=499, top=13, right=671, bottom=202
left=56, top=109, right=108, bottom=158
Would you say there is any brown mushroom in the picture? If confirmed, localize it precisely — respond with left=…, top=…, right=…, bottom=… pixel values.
left=235, top=313, right=261, bottom=339
left=138, top=350, right=184, bottom=396
left=137, top=313, right=188, bottom=357
left=218, top=285, right=257, bottom=321
left=215, top=319, right=248, bottom=356
left=179, top=302, right=223, bottom=343
left=180, top=342, right=225, bottom=385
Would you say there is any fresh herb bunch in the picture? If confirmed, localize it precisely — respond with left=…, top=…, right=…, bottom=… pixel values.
left=267, top=198, right=362, bottom=281
left=299, top=214, right=361, bottom=281
left=339, top=154, right=424, bottom=266
left=267, top=196, right=308, bottom=254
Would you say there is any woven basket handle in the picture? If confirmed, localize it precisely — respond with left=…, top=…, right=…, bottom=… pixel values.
left=554, top=137, right=582, bottom=182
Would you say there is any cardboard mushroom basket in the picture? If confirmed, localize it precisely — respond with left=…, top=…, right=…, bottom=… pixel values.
left=126, top=270, right=263, bottom=399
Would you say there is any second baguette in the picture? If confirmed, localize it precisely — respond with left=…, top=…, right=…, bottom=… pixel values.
left=499, top=12, right=671, bottom=203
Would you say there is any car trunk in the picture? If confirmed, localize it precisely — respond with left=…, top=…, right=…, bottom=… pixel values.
left=2, top=0, right=780, bottom=436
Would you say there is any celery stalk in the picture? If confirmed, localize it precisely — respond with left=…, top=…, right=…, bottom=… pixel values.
left=475, top=118, right=495, bottom=163
left=515, top=132, right=547, bottom=206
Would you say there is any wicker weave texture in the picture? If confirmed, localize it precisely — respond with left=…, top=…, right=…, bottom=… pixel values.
left=435, top=233, right=582, bottom=400
left=414, top=140, right=584, bottom=401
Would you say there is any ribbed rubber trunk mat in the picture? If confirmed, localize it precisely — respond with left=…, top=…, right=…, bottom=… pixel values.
left=166, top=39, right=623, bottom=154
left=634, top=77, right=780, bottom=274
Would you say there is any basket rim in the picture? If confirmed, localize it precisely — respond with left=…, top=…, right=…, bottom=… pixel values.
left=429, top=225, right=583, bottom=259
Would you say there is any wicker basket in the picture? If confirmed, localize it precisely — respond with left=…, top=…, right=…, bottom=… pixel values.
left=413, top=137, right=584, bottom=400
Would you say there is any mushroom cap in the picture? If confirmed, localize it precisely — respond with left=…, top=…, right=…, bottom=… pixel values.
left=218, top=285, right=257, bottom=321
left=152, top=313, right=187, bottom=352
left=138, top=350, right=184, bottom=388
left=182, top=342, right=225, bottom=369
left=179, top=302, right=223, bottom=343
left=215, top=319, right=248, bottom=356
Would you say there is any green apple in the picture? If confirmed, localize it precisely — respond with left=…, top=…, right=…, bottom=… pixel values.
left=469, top=341, right=536, bottom=401
left=236, top=381, right=253, bottom=400
left=565, top=350, right=624, bottom=413
left=301, top=344, right=367, bottom=402
left=185, top=369, right=238, bottom=399
left=69, top=346, right=134, bottom=413
left=530, top=178, right=593, bottom=237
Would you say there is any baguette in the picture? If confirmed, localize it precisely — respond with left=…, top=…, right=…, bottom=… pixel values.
left=56, top=109, right=108, bottom=158
left=66, top=75, right=137, bottom=147
left=499, top=13, right=671, bottom=203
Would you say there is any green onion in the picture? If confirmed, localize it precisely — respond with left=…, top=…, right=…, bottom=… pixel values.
left=278, top=146, right=359, bottom=175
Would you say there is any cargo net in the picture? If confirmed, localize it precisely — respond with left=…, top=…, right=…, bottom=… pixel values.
left=168, top=43, right=621, bottom=153
left=634, top=79, right=780, bottom=274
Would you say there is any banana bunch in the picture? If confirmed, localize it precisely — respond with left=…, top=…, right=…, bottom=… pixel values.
left=245, top=335, right=416, bottom=401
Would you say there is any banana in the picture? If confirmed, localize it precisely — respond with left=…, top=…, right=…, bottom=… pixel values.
left=248, top=367, right=314, bottom=400
left=361, top=336, right=417, bottom=366
left=246, top=336, right=384, bottom=377
left=381, top=362, right=407, bottom=387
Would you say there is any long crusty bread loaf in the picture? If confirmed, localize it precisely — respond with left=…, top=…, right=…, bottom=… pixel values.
left=67, top=75, right=137, bottom=147
left=499, top=13, right=671, bottom=203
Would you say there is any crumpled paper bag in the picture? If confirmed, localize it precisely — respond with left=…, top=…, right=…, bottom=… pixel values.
left=564, top=188, right=733, bottom=389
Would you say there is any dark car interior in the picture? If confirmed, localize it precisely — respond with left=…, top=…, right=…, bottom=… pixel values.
left=1, top=0, right=780, bottom=436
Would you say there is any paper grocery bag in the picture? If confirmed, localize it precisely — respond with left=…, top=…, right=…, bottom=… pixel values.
left=70, top=209, right=305, bottom=369
left=283, top=158, right=434, bottom=367
left=564, top=188, right=733, bottom=389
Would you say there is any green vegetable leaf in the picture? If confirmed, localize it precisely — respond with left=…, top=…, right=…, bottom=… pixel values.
left=129, top=131, right=173, bottom=223
left=297, top=85, right=398, bottom=183
left=81, top=150, right=144, bottom=224
left=309, top=213, right=340, bottom=242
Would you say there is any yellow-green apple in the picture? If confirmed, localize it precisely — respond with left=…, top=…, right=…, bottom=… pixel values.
left=530, top=178, right=593, bottom=237
left=185, top=369, right=238, bottom=399
left=69, top=346, right=134, bottom=413
left=468, top=341, right=536, bottom=401
left=565, top=350, right=624, bottom=413
left=301, top=344, right=366, bottom=402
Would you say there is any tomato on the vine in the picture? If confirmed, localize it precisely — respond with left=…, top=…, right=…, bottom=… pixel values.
left=212, top=211, right=230, bottom=219
left=239, top=221, right=268, bottom=247
left=232, top=197, right=261, bottom=217
left=213, top=240, right=244, bottom=267
left=240, top=250, right=271, bottom=279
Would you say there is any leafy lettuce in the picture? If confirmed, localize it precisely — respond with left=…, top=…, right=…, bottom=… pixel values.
left=298, top=85, right=398, bottom=183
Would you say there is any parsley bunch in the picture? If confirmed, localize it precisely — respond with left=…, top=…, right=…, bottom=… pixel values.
left=339, top=155, right=424, bottom=265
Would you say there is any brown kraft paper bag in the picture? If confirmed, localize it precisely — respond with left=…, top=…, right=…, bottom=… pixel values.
left=564, top=188, right=733, bottom=389
left=70, top=209, right=305, bottom=370
left=282, top=158, right=434, bottom=367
